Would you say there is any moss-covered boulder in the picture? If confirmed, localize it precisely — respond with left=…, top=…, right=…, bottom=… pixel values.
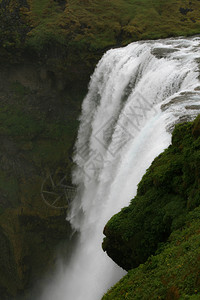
left=102, top=207, right=200, bottom=300
left=102, top=115, right=200, bottom=271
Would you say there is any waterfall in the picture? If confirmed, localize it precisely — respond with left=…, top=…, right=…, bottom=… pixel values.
left=40, top=37, right=200, bottom=300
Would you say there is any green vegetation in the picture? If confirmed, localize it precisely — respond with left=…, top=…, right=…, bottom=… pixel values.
left=102, top=115, right=200, bottom=299
left=103, top=207, right=200, bottom=300
left=1, top=0, right=200, bottom=298
left=0, top=77, right=80, bottom=299
left=1, top=0, right=200, bottom=72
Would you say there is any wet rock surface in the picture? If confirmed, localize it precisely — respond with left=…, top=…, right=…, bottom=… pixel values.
left=151, top=47, right=179, bottom=59
left=161, top=92, right=200, bottom=111
left=0, top=62, right=84, bottom=299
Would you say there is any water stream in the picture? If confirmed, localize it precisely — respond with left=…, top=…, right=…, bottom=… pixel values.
left=41, top=36, right=200, bottom=300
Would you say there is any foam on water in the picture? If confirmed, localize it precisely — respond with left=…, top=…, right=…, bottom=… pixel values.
left=40, top=36, right=200, bottom=300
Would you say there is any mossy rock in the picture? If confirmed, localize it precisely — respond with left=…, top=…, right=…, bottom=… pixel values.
left=102, top=207, right=200, bottom=300
left=192, top=114, right=200, bottom=138
left=102, top=115, right=200, bottom=271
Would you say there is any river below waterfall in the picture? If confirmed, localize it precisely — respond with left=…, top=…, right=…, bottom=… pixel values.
left=40, top=36, right=200, bottom=300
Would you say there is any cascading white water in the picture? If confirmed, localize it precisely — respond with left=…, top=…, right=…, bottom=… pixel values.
left=40, top=37, right=200, bottom=300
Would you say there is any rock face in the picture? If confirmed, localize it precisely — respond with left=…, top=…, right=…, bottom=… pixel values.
left=0, top=61, right=85, bottom=299
left=102, top=206, right=200, bottom=300
left=102, top=116, right=200, bottom=271
left=0, top=208, right=72, bottom=299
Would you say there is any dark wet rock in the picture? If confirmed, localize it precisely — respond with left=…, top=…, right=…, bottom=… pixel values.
left=166, top=114, right=197, bottom=133
left=194, top=57, right=200, bottom=80
left=185, top=105, right=200, bottom=110
left=161, top=92, right=198, bottom=111
left=0, top=62, right=84, bottom=300
left=151, top=47, right=179, bottom=59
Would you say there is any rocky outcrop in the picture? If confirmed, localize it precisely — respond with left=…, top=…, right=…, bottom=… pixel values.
left=102, top=116, right=200, bottom=271
left=102, top=115, right=200, bottom=299
left=0, top=62, right=84, bottom=299
left=102, top=206, right=200, bottom=300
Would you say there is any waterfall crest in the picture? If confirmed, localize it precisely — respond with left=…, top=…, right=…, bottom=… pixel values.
left=41, top=37, right=200, bottom=300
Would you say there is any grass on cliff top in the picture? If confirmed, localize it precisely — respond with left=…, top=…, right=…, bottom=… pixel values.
left=27, top=0, right=200, bottom=51
left=1, top=0, right=200, bottom=66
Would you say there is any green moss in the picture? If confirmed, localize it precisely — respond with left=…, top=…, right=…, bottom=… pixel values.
left=0, top=171, right=19, bottom=208
left=0, top=78, right=79, bottom=299
left=10, top=82, right=30, bottom=98
left=1, top=0, right=200, bottom=72
left=192, top=115, right=200, bottom=138
left=102, top=207, right=200, bottom=300
left=1, top=1, right=200, bottom=298
left=103, top=116, right=200, bottom=271
left=0, top=105, right=44, bottom=138
left=102, top=116, right=200, bottom=299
